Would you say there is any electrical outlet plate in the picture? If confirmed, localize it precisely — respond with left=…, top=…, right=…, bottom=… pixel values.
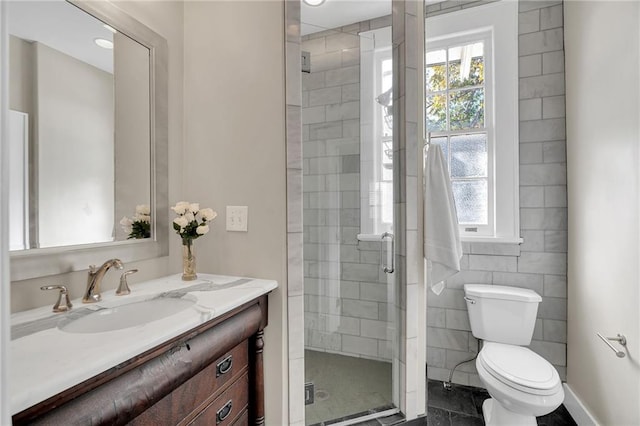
left=226, top=206, right=248, bottom=232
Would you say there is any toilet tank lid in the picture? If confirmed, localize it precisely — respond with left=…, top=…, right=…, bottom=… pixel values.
left=464, top=284, right=542, bottom=302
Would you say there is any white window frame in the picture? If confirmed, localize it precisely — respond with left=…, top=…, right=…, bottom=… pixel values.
left=426, top=0, right=521, bottom=243
left=359, top=26, right=393, bottom=240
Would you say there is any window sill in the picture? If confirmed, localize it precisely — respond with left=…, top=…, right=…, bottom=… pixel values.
left=357, top=233, right=384, bottom=242
left=461, top=236, right=523, bottom=245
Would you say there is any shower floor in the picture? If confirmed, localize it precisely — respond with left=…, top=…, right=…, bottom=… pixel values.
left=305, top=350, right=393, bottom=425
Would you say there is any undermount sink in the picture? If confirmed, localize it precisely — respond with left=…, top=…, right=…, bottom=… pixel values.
left=59, top=297, right=196, bottom=334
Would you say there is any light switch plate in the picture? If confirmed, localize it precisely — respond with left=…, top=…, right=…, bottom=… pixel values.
left=226, top=206, right=248, bottom=232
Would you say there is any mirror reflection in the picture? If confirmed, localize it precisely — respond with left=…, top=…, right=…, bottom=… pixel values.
left=8, top=0, right=151, bottom=251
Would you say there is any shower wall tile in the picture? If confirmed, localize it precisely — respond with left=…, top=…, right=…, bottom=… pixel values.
left=542, top=95, right=565, bottom=119
left=519, top=98, right=542, bottom=120
left=426, top=0, right=567, bottom=387
left=540, top=4, right=563, bottom=30
left=518, top=9, right=540, bottom=34
left=542, top=51, right=565, bottom=74
left=519, top=54, right=542, bottom=78
left=518, top=28, right=564, bottom=55
left=342, top=335, right=379, bottom=358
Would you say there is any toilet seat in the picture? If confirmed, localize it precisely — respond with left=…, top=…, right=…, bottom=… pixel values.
left=479, top=342, right=561, bottom=396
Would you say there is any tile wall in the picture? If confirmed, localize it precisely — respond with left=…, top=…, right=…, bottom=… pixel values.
left=425, top=0, right=568, bottom=387
left=301, top=16, right=396, bottom=363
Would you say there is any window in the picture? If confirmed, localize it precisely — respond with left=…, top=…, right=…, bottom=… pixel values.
left=427, top=36, right=493, bottom=234
left=426, top=1, right=520, bottom=242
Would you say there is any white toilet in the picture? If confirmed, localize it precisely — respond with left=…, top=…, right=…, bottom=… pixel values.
left=464, top=284, right=564, bottom=426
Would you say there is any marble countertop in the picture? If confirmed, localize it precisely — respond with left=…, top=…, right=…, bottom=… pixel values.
left=10, top=273, right=278, bottom=415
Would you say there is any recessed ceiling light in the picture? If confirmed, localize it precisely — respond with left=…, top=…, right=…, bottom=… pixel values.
left=94, top=38, right=113, bottom=49
left=303, top=0, right=326, bottom=6
left=103, top=24, right=117, bottom=34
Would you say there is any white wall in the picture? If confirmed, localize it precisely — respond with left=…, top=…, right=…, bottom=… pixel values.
left=35, top=42, right=114, bottom=248
left=565, top=1, right=640, bottom=424
left=182, top=1, right=288, bottom=423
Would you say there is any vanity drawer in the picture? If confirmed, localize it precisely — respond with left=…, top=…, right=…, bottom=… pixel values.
left=129, top=341, right=248, bottom=425
left=188, top=373, right=249, bottom=426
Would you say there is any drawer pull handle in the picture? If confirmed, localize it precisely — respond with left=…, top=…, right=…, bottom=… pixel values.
left=216, top=355, right=233, bottom=377
left=216, top=400, right=233, bottom=424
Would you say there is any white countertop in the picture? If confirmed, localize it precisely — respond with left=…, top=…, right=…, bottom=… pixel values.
left=10, top=273, right=278, bottom=415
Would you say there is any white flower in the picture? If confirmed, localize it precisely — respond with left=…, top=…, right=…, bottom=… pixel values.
left=120, top=216, right=133, bottom=233
left=134, top=213, right=151, bottom=223
left=200, top=208, right=217, bottom=222
left=136, top=204, right=150, bottom=215
left=184, top=212, right=195, bottom=223
left=171, top=201, right=190, bottom=215
left=196, top=224, right=209, bottom=235
left=173, top=216, right=189, bottom=229
left=189, top=203, right=200, bottom=213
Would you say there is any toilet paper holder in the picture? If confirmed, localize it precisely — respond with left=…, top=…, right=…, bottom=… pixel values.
left=596, top=332, right=627, bottom=358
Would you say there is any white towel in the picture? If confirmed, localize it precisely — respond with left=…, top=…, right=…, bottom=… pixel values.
left=424, top=144, right=463, bottom=295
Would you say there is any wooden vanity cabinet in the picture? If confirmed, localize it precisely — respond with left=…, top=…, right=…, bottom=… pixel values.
left=13, top=295, right=269, bottom=426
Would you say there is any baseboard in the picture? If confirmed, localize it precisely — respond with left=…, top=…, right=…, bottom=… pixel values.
left=563, top=383, right=600, bottom=426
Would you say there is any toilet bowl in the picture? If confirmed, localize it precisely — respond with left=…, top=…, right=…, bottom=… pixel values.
left=463, top=284, right=565, bottom=426
left=476, top=342, right=564, bottom=425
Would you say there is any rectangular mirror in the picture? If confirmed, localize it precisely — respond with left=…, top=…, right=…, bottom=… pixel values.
left=8, top=0, right=168, bottom=281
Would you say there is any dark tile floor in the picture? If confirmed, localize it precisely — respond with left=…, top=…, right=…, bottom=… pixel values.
left=355, top=380, right=577, bottom=426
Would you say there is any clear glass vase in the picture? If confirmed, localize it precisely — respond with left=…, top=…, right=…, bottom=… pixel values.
left=182, top=240, right=197, bottom=281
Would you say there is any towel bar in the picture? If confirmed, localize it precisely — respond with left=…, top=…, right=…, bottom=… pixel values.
left=596, top=333, right=626, bottom=358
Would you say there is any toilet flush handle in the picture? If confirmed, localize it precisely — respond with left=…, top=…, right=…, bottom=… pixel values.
left=464, top=296, right=476, bottom=304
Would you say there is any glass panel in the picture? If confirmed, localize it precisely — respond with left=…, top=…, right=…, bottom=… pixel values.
left=301, top=18, right=396, bottom=425
left=426, top=49, right=447, bottom=92
left=449, top=88, right=484, bottom=130
left=452, top=180, right=488, bottom=224
left=448, top=42, right=484, bottom=88
left=450, top=134, right=487, bottom=178
left=426, top=94, right=447, bottom=131
left=431, top=136, right=449, bottom=170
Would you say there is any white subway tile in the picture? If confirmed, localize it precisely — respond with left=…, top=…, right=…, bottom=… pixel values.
left=519, top=9, right=540, bottom=34
left=542, top=50, right=565, bottom=74
left=520, top=98, right=542, bottom=120
left=519, top=28, right=564, bottom=56
left=520, top=118, right=566, bottom=142
left=519, top=73, right=565, bottom=99
left=540, top=4, right=563, bottom=30
left=342, top=335, right=379, bottom=357
left=542, top=95, right=565, bottom=119
left=518, top=252, right=567, bottom=275
left=543, top=141, right=566, bottom=163
left=468, top=254, right=518, bottom=272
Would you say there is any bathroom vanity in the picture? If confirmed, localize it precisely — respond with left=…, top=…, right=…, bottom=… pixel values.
left=10, top=274, right=277, bottom=425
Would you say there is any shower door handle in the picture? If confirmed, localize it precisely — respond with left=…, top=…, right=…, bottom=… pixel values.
left=381, top=232, right=394, bottom=273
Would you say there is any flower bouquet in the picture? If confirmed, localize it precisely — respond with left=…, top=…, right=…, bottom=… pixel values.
left=171, top=201, right=217, bottom=280
left=120, top=204, right=151, bottom=239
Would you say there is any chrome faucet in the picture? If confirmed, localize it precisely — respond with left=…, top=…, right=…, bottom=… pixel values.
left=83, top=259, right=124, bottom=303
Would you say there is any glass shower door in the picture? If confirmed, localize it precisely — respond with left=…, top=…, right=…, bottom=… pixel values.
left=301, top=3, right=397, bottom=424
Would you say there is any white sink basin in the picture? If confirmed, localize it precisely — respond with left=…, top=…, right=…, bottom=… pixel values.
left=60, top=297, right=196, bottom=334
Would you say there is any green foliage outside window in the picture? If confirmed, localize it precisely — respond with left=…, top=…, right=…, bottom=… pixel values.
left=426, top=57, right=485, bottom=132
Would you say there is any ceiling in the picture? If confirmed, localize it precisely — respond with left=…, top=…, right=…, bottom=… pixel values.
left=8, top=0, right=115, bottom=74
left=301, top=0, right=392, bottom=35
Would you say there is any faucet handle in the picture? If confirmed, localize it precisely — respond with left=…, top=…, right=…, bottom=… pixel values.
left=40, top=285, right=73, bottom=313
left=116, top=269, right=138, bottom=296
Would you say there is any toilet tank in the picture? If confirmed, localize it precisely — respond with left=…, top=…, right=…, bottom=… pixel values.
left=463, top=284, right=542, bottom=345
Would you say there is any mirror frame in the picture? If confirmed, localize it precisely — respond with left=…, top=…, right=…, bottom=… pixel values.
left=10, top=0, right=169, bottom=281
